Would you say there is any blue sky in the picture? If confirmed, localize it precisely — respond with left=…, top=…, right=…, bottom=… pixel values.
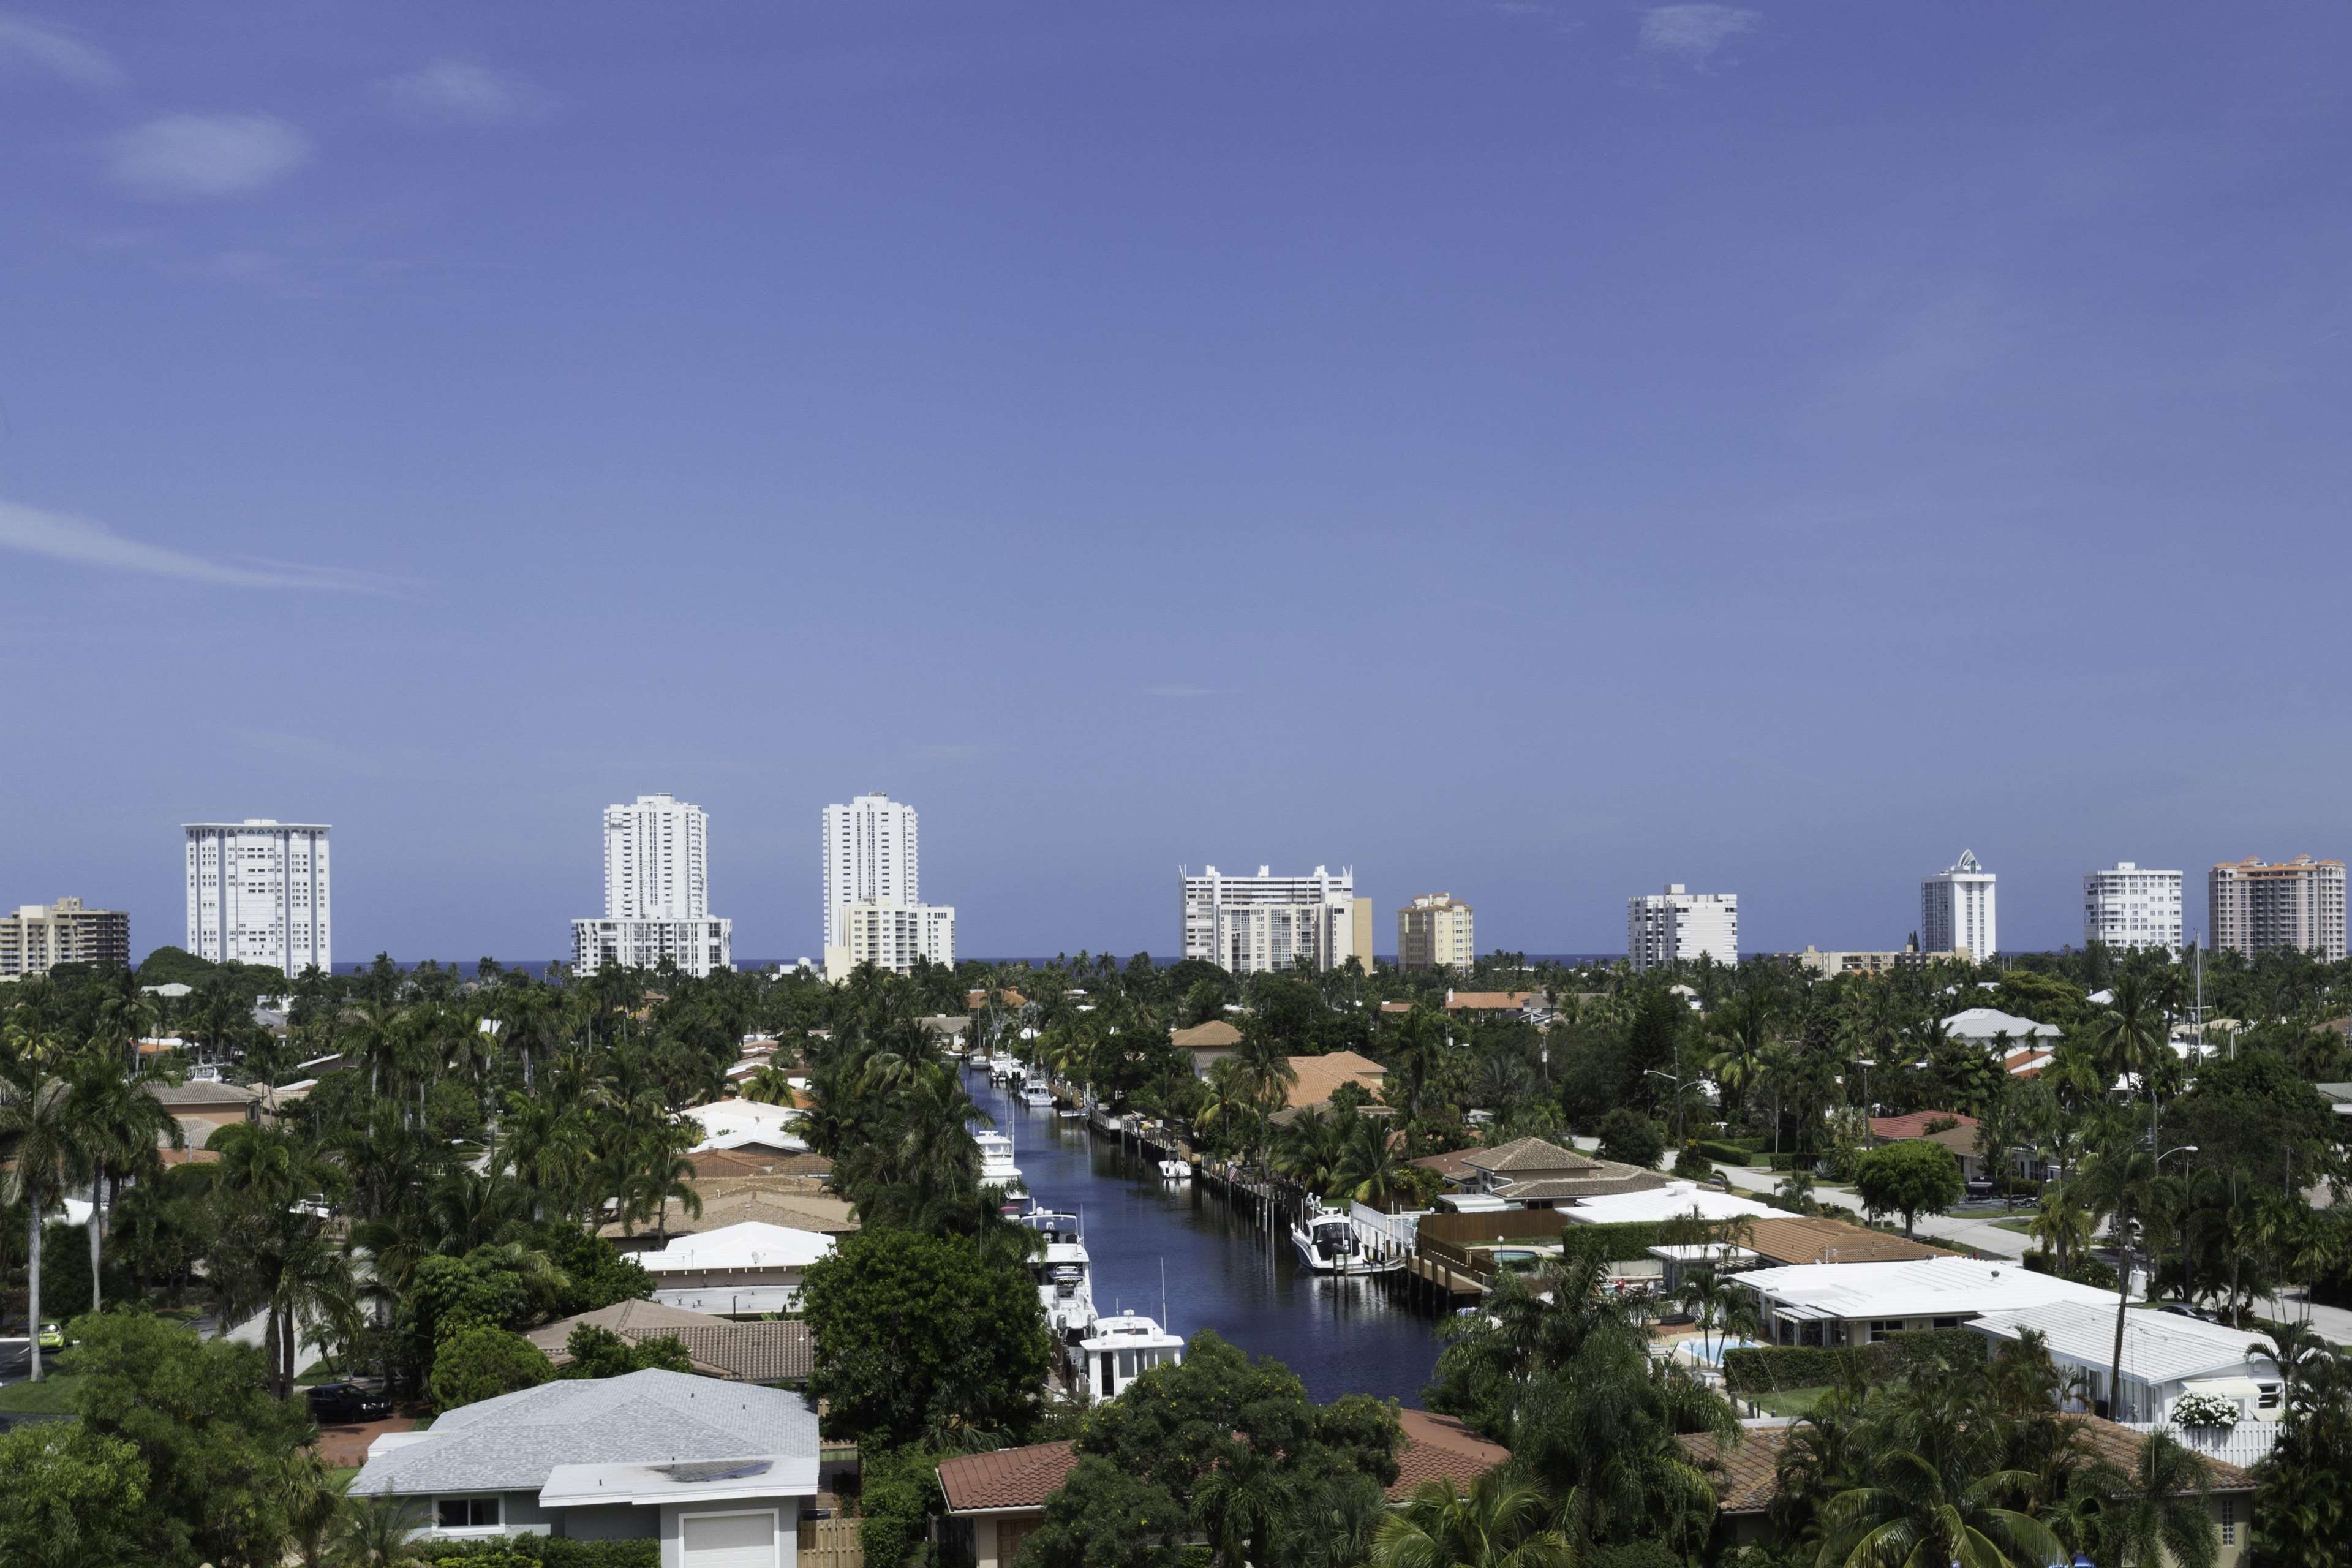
left=2, top=2, right=2348, bottom=963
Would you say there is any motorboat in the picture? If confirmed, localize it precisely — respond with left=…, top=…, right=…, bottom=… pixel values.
left=1058, top=1104, right=1087, bottom=1120
left=974, top=1129, right=1025, bottom=1200
left=1020, top=1080, right=1055, bottom=1109
left=988, top=1053, right=1022, bottom=1084
left=1155, top=1158, right=1190, bottom=1181
left=1291, top=1204, right=1398, bottom=1276
left=1019, top=1210, right=1098, bottom=1341
left=1075, top=1311, right=1183, bottom=1403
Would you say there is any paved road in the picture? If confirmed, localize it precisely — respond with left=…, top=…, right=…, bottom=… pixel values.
left=1708, top=1160, right=2039, bottom=1258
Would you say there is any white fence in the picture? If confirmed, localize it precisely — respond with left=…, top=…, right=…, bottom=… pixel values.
left=2119, top=1419, right=2280, bottom=1468
left=1349, top=1202, right=1427, bottom=1262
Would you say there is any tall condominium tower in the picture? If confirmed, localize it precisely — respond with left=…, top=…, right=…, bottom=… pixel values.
left=1397, top=893, right=1476, bottom=971
left=1921, top=850, right=1996, bottom=961
left=2083, top=863, right=2183, bottom=954
left=1180, top=865, right=1370, bottom=974
left=1627, top=884, right=1738, bottom=971
left=185, top=820, right=331, bottom=977
left=0, top=897, right=130, bottom=979
left=820, top=792, right=953, bottom=978
left=2210, top=856, right=2346, bottom=961
left=571, top=793, right=732, bottom=976
left=822, top=793, right=919, bottom=949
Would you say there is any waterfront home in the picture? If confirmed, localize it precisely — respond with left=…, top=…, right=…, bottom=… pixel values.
left=527, top=1300, right=815, bottom=1385
left=1866, top=1110, right=1989, bottom=1182
left=1967, top=1302, right=2283, bottom=1425
left=637, top=1221, right=837, bottom=1316
left=937, top=1410, right=1509, bottom=1568
left=1273, top=1051, right=1388, bottom=1115
left=1940, top=1006, right=2062, bottom=1048
left=1679, top=1415, right=2256, bottom=1563
left=347, top=1370, right=832, bottom=1565
left=1737, top=1256, right=2114, bottom=1348
left=1170, top=1019, right=1242, bottom=1077
left=1417, top=1137, right=1669, bottom=1212
left=601, top=1178, right=858, bottom=1252
left=684, top=1098, right=808, bottom=1156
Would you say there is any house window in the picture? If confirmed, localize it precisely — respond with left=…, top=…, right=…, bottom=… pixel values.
left=2219, top=1498, right=2236, bottom=1545
left=437, top=1496, right=501, bottom=1530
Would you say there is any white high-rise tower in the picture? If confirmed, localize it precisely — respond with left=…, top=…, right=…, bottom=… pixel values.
left=571, top=793, right=732, bottom=976
left=184, top=820, right=331, bottom=978
left=1922, top=850, right=1996, bottom=961
left=821, top=792, right=953, bottom=978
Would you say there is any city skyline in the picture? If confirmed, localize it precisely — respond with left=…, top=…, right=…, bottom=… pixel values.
left=3, top=4, right=2348, bottom=962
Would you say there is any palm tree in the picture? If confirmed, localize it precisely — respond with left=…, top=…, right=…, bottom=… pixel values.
left=67, top=1047, right=184, bottom=1312
left=1373, top=1474, right=1577, bottom=1568
left=739, top=1062, right=798, bottom=1106
left=1813, top=1419, right=2066, bottom=1568
left=2079, top=1142, right=2176, bottom=1419
left=2078, top=1429, right=2215, bottom=1568
left=0, top=1060, right=80, bottom=1381
left=331, top=1494, right=428, bottom=1567
left=1333, top=1113, right=1415, bottom=1210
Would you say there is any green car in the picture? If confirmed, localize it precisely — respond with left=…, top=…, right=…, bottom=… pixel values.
left=35, top=1322, right=66, bottom=1351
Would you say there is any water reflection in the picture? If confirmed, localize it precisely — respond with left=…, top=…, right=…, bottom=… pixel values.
left=973, top=1074, right=1445, bottom=1407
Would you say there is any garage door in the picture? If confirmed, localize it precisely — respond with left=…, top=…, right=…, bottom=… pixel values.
left=682, top=1510, right=777, bottom=1568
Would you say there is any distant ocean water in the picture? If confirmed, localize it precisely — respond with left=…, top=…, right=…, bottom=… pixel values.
left=334, top=953, right=1624, bottom=976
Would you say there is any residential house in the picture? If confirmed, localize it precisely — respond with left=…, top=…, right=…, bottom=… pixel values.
left=1415, top=1137, right=1669, bottom=1212
left=1940, top=1006, right=2061, bottom=1050
left=528, top=1301, right=815, bottom=1385
left=1736, top=1256, right=2116, bottom=1348
left=348, top=1370, right=835, bottom=1564
left=1268, top=1051, right=1388, bottom=1120
left=636, top=1221, right=837, bottom=1316
left=682, top=1099, right=808, bottom=1156
left=1968, top=1302, right=2284, bottom=1426
left=1679, top=1416, right=2256, bottom=1563
left=602, top=1180, right=858, bottom=1254
left=1866, top=1110, right=1989, bottom=1182
left=1171, top=1019, right=1242, bottom=1078
left=936, top=1410, right=1508, bottom=1568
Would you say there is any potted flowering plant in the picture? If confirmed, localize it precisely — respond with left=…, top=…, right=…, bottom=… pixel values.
left=2171, top=1390, right=2241, bottom=1430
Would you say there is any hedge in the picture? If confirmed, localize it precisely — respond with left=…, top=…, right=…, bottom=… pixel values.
left=2022, top=1251, right=2119, bottom=1292
left=413, top=1539, right=660, bottom=1568
left=1766, top=1152, right=1826, bottom=1172
left=1692, top=1140, right=1762, bottom=1167
left=1722, top=1329, right=1986, bottom=1395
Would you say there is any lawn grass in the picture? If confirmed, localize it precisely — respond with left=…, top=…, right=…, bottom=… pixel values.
left=1988, top=1217, right=2037, bottom=1234
left=1749, top=1384, right=1831, bottom=1418
left=326, top=1466, right=361, bottom=1491
left=0, top=1370, right=83, bottom=1414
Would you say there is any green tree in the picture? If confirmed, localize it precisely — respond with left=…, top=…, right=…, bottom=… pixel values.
left=0, top=1422, right=151, bottom=1568
left=429, top=1323, right=556, bottom=1411
left=2078, top=1429, right=2215, bottom=1568
left=1373, top=1474, right=1577, bottom=1568
left=1852, top=1140, right=1962, bottom=1239
left=801, top=1226, right=1054, bottom=1449
left=0, top=1059, right=80, bottom=1381
left=1596, top=1108, right=1665, bottom=1170
left=558, top=1321, right=695, bottom=1378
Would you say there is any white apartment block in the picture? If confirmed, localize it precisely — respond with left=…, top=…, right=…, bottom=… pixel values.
left=185, top=820, right=331, bottom=978
left=1181, top=865, right=1370, bottom=974
left=1921, top=850, right=1996, bottom=961
left=605, top=793, right=710, bottom=919
left=2210, top=855, right=2346, bottom=961
left=2083, top=863, right=2183, bottom=954
left=1627, top=884, right=1738, bottom=971
left=1397, top=892, right=1476, bottom=971
left=0, top=897, right=130, bottom=979
left=823, top=793, right=919, bottom=949
left=571, top=793, right=731, bottom=976
left=830, top=899, right=957, bottom=979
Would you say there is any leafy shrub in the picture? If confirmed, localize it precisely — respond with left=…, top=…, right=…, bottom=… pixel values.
left=1671, top=1146, right=1715, bottom=1179
left=414, top=1538, right=660, bottom=1568
left=429, top=1325, right=553, bottom=1411
left=1596, top=1109, right=1665, bottom=1170
left=2171, top=1390, right=2240, bottom=1430
left=2022, top=1251, right=2119, bottom=1291
left=1692, top=1139, right=1758, bottom=1166
left=1722, top=1330, right=1986, bottom=1395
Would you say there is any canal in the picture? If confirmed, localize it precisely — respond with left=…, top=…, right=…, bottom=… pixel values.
left=967, top=1071, right=1447, bottom=1407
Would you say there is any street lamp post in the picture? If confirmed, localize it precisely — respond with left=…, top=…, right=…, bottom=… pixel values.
left=1646, top=1068, right=1693, bottom=1151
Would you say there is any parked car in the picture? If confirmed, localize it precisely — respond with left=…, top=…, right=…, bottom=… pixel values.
left=36, top=1322, right=67, bottom=1351
left=307, top=1382, right=393, bottom=1423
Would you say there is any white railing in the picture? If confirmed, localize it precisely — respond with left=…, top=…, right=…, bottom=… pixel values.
left=2119, top=1419, right=2281, bottom=1467
left=1350, top=1202, right=1427, bottom=1261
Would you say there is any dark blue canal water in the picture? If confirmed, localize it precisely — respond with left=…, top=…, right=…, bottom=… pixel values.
left=968, top=1071, right=1446, bottom=1407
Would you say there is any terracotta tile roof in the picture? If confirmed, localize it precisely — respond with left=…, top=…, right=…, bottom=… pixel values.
left=1445, top=992, right=1537, bottom=1011
left=1681, top=1416, right=2254, bottom=1517
left=529, top=1301, right=815, bottom=1383
left=1391, top=1410, right=1510, bottom=1499
left=600, top=1180, right=858, bottom=1242
left=686, top=1148, right=835, bottom=1181
left=1413, top=1147, right=1484, bottom=1180
left=968, top=989, right=1029, bottom=1009
left=938, top=1441, right=1079, bottom=1513
left=1741, top=1216, right=1951, bottom=1266
left=1380, top=1001, right=1413, bottom=1014
left=1463, top=1137, right=1600, bottom=1177
left=1170, top=1020, right=1243, bottom=1048
left=1283, top=1051, right=1387, bottom=1110
left=1491, top=1171, right=1668, bottom=1200
left=1868, top=1111, right=1978, bottom=1141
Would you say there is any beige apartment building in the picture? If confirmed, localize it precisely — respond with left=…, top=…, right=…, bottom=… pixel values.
left=1397, top=893, right=1476, bottom=971
left=1790, top=944, right=1963, bottom=978
left=2210, top=855, right=2346, bottom=960
left=0, top=897, right=131, bottom=979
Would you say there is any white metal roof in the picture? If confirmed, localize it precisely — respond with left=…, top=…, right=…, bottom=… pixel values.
left=638, top=1221, right=836, bottom=1273
left=1566, top=1185, right=1776, bottom=1226
left=1970, top=1303, right=2274, bottom=1384
left=1942, top=1006, right=2062, bottom=1041
left=1737, top=1256, right=2113, bottom=1319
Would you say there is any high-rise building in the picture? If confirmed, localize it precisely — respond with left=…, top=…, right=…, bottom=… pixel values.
left=2210, top=856, right=2346, bottom=960
left=0, top=897, right=130, bottom=979
left=1921, top=850, right=1996, bottom=961
left=571, top=794, right=732, bottom=976
left=1180, top=865, right=1370, bottom=974
left=1397, top=893, right=1476, bottom=971
left=2083, top=863, right=2183, bottom=954
left=822, top=793, right=919, bottom=949
left=839, top=900, right=957, bottom=974
left=184, top=820, right=331, bottom=978
left=1627, top=884, right=1738, bottom=971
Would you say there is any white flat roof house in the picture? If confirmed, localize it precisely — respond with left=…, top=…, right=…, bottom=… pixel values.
left=1739, top=1256, right=2114, bottom=1348
left=1969, top=1302, right=2283, bottom=1426
left=349, top=1370, right=827, bottom=1567
left=1561, top=1183, right=1777, bottom=1227
left=684, top=1099, right=808, bottom=1155
left=639, top=1221, right=837, bottom=1316
left=1941, top=1006, right=2062, bottom=1046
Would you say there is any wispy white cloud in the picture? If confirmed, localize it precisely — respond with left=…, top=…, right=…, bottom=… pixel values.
left=0, top=499, right=393, bottom=592
left=105, top=113, right=312, bottom=200
left=1638, top=4, right=1763, bottom=67
left=1147, top=684, right=1218, bottom=699
left=0, top=13, right=124, bottom=91
left=377, top=58, right=554, bottom=127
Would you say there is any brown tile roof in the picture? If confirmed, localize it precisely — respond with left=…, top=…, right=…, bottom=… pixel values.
left=1379, top=1001, right=1413, bottom=1014
left=968, top=989, right=1029, bottom=1009
left=1681, top=1417, right=2253, bottom=1517
left=686, top=1148, right=835, bottom=1181
left=1391, top=1410, right=1510, bottom=1499
left=1494, top=1171, right=1668, bottom=1200
left=527, top=1300, right=815, bottom=1382
left=1284, top=1051, right=1387, bottom=1110
left=1463, top=1137, right=1600, bottom=1177
left=1445, top=992, right=1536, bottom=1012
left=1413, top=1147, right=1485, bottom=1181
left=1868, top=1110, right=1978, bottom=1141
left=1741, top=1215, right=1951, bottom=1266
left=938, top=1441, right=1079, bottom=1513
left=600, top=1179, right=858, bottom=1242
left=1170, top=1020, right=1242, bottom=1048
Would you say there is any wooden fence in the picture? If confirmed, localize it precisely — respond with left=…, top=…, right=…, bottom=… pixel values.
left=801, top=1514, right=865, bottom=1568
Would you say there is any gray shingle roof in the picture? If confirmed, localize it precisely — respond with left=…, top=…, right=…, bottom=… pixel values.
left=348, top=1370, right=819, bottom=1498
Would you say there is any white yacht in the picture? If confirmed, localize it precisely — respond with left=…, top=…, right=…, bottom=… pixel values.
left=1155, top=1158, right=1190, bottom=1181
left=1291, top=1205, right=1398, bottom=1275
left=1019, top=1209, right=1098, bottom=1341
left=974, top=1129, right=1025, bottom=1202
left=1020, top=1078, right=1055, bottom=1109
left=1076, top=1311, right=1183, bottom=1402
left=987, top=1053, right=1022, bottom=1084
